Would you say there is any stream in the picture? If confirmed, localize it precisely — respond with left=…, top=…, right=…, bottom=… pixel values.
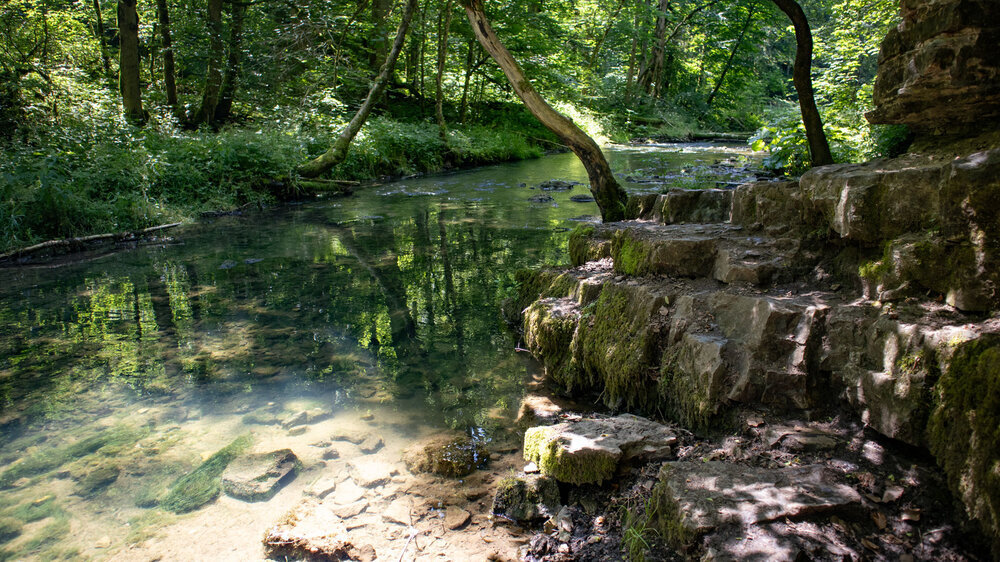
left=0, top=143, right=756, bottom=561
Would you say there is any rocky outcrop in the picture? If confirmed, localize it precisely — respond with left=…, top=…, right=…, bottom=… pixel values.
left=867, top=0, right=1000, bottom=134
left=649, top=462, right=861, bottom=557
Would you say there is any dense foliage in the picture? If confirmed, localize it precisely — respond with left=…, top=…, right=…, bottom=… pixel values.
left=0, top=0, right=902, bottom=251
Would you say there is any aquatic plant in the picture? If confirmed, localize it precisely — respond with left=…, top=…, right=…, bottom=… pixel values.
left=160, top=434, right=252, bottom=513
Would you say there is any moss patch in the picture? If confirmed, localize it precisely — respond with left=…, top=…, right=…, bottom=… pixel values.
left=926, top=334, right=1000, bottom=555
left=523, top=426, right=618, bottom=485
left=160, top=433, right=253, bottom=513
left=523, top=298, right=584, bottom=390
left=491, top=475, right=561, bottom=522
left=657, top=350, right=717, bottom=431
left=0, top=425, right=146, bottom=488
left=647, top=468, right=698, bottom=551
left=0, top=518, right=22, bottom=544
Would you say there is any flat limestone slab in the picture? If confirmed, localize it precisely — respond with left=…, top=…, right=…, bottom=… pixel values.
left=222, top=449, right=299, bottom=502
left=263, top=499, right=365, bottom=560
left=652, top=461, right=861, bottom=548
left=523, top=414, right=677, bottom=485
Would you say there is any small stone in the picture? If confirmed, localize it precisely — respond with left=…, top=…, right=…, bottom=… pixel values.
left=288, top=426, right=308, bottom=436
left=523, top=462, right=539, bottom=473
left=357, top=434, right=384, bottom=454
left=882, top=485, right=905, bottom=503
left=360, top=411, right=375, bottom=421
left=330, top=479, right=366, bottom=505
left=321, top=447, right=340, bottom=460
left=95, top=536, right=112, bottom=548
left=383, top=498, right=413, bottom=525
left=330, top=500, right=367, bottom=519
left=587, top=535, right=602, bottom=544
left=307, top=477, right=338, bottom=499
left=444, top=506, right=470, bottom=530
left=558, top=543, right=570, bottom=554
left=349, top=458, right=397, bottom=488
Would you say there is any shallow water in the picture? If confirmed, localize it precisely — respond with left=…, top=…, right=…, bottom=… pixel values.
left=0, top=143, right=753, bottom=560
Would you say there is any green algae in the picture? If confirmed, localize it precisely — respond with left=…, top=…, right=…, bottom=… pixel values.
left=0, top=518, right=22, bottom=544
left=160, top=434, right=253, bottom=513
left=522, top=299, right=583, bottom=389
left=491, top=475, right=561, bottom=522
left=0, top=426, right=146, bottom=489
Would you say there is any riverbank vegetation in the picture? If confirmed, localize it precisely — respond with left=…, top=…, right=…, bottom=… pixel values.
left=1, top=0, right=903, bottom=251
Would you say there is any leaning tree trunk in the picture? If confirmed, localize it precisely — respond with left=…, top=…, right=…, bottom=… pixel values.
left=434, top=0, right=454, bottom=141
left=190, top=0, right=224, bottom=127
left=460, top=0, right=627, bottom=221
left=214, top=0, right=248, bottom=123
left=770, top=0, right=832, bottom=166
left=298, top=0, right=419, bottom=178
left=155, top=0, right=180, bottom=118
left=117, top=0, right=145, bottom=124
left=705, top=2, right=755, bottom=108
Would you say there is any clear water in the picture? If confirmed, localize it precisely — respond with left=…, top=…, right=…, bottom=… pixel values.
left=0, top=143, right=752, bottom=560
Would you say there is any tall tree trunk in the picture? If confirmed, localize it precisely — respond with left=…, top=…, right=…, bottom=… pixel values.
left=370, top=0, right=393, bottom=73
left=156, top=0, right=179, bottom=116
left=298, top=0, right=418, bottom=177
left=649, top=0, right=669, bottom=97
left=214, top=0, right=248, bottom=123
left=770, top=0, right=833, bottom=166
left=460, top=0, right=627, bottom=221
left=588, top=1, right=624, bottom=69
left=117, top=0, right=145, bottom=124
left=93, top=0, right=112, bottom=79
left=190, top=0, right=224, bottom=127
left=624, top=3, right=639, bottom=103
left=705, top=2, right=755, bottom=108
left=458, top=37, right=475, bottom=123
left=434, top=0, right=454, bottom=141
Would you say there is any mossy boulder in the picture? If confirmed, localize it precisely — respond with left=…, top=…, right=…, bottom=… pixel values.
left=926, top=334, right=1000, bottom=555
left=610, top=225, right=719, bottom=277
left=491, top=474, right=561, bottom=523
left=402, top=433, right=490, bottom=478
left=161, top=434, right=252, bottom=513
left=222, top=449, right=300, bottom=502
left=568, top=224, right=610, bottom=266
left=523, top=415, right=677, bottom=485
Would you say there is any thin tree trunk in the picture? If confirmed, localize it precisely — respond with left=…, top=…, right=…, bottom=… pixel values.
left=705, top=2, right=755, bottom=108
left=298, top=0, right=418, bottom=177
left=460, top=0, right=627, bottom=221
left=769, top=0, right=833, bottom=166
left=190, top=0, right=224, bottom=127
left=93, top=0, right=112, bottom=79
left=117, top=0, right=145, bottom=124
left=624, top=3, right=638, bottom=103
left=434, top=0, right=454, bottom=141
left=649, top=0, right=669, bottom=97
left=370, top=0, right=393, bottom=72
left=156, top=0, right=179, bottom=116
left=214, top=0, right=248, bottom=123
left=458, top=37, right=475, bottom=123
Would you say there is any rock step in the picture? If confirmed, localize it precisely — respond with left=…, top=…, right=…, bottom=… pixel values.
left=518, top=262, right=843, bottom=426
left=570, top=221, right=810, bottom=287
left=626, top=189, right=733, bottom=225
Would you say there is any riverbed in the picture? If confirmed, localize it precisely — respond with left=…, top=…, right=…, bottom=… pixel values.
left=0, top=143, right=756, bottom=561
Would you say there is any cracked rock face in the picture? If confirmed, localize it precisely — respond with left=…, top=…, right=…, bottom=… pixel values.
left=867, top=0, right=1000, bottom=133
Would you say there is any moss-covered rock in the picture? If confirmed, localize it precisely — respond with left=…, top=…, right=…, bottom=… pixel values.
left=491, top=474, right=561, bottom=522
left=222, top=449, right=300, bottom=502
left=161, top=434, right=252, bottom=513
left=610, top=225, right=719, bottom=277
left=926, top=334, right=1000, bottom=555
left=568, top=224, right=611, bottom=266
left=523, top=415, right=677, bottom=485
left=658, top=334, right=727, bottom=430
left=402, top=433, right=490, bottom=478
left=523, top=298, right=583, bottom=389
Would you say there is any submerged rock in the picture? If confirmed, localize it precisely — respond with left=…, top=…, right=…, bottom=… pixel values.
left=523, top=414, right=677, bottom=485
left=492, top=474, right=561, bottom=523
left=539, top=180, right=579, bottom=191
left=648, top=461, right=861, bottom=550
left=75, top=463, right=121, bottom=497
left=402, top=433, right=489, bottom=478
left=281, top=408, right=329, bottom=429
left=263, top=499, right=364, bottom=561
left=222, top=449, right=300, bottom=502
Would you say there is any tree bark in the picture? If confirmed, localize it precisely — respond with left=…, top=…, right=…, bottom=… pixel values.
left=117, top=0, right=145, bottom=124
left=93, top=0, right=112, bottom=80
left=214, top=0, right=248, bottom=123
left=370, top=0, right=393, bottom=73
left=298, top=0, right=418, bottom=178
left=705, top=2, right=755, bottom=108
left=434, top=0, right=454, bottom=141
left=460, top=0, right=627, bottom=221
left=458, top=37, right=477, bottom=123
left=155, top=0, right=180, bottom=117
left=769, top=0, right=833, bottom=166
left=190, top=0, right=224, bottom=127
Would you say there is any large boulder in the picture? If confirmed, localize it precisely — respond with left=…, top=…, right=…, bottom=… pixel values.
left=491, top=474, right=561, bottom=523
left=523, top=414, right=677, bottom=485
